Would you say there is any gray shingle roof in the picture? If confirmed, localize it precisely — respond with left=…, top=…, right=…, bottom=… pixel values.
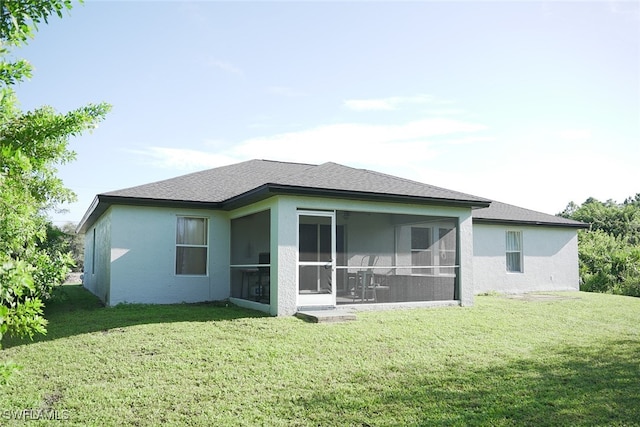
left=78, top=159, right=586, bottom=231
left=102, top=159, right=489, bottom=205
left=472, top=200, right=588, bottom=228
left=102, top=159, right=314, bottom=203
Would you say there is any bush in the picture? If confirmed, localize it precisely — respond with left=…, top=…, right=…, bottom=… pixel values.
left=563, top=196, right=640, bottom=297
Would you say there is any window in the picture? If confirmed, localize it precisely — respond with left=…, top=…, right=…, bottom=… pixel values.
left=438, top=227, right=456, bottom=268
left=411, top=227, right=432, bottom=274
left=506, top=231, right=523, bottom=273
left=176, top=217, right=208, bottom=275
left=91, top=228, right=96, bottom=274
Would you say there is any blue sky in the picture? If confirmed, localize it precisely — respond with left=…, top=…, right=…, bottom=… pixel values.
left=14, top=0, right=640, bottom=225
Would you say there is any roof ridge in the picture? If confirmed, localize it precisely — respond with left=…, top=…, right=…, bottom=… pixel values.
left=334, top=162, right=490, bottom=202
left=257, top=158, right=317, bottom=167
left=103, top=159, right=318, bottom=196
left=262, top=159, right=318, bottom=183
left=271, top=160, right=327, bottom=184
left=101, top=159, right=259, bottom=196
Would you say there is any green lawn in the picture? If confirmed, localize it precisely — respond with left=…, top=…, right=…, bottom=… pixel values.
left=1, top=285, right=639, bottom=426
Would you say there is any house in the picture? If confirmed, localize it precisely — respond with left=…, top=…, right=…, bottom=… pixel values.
left=77, top=159, right=586, bottom=315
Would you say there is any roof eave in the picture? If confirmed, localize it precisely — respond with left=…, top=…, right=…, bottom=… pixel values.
left=222, top=184, right=491, bottom=210
left=76, top=195, right=102, bottom=233
left=472, top=217, right=589, bottom=229
left=77, top=184, right=493, bottom=232
left=76, top=195, right=223, bottom=233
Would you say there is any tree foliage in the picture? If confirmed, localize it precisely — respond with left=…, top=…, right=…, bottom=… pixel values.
left=43, top=222, right=85, bottom=272
left=0, top=0, right=110, bottom=344
left=560, top=195, right=640, bottom=297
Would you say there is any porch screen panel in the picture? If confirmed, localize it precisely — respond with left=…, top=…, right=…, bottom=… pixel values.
left=299, top=222, right=331, bottom=263
left=298, top=265, right=332, bottom=294
left=335, top=211, right=459, bottom=305
left=439, top=227, right=456, bottom=270
left=411, top=227, right=432, bottom=274
left=299, top=224, right=319, bottom=262
left=229, top=210, right=271, bottom=303
left=298, top=216, right=333, bottom=295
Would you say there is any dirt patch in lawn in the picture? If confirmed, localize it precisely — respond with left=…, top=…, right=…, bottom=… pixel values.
left=504, top=293, right=581, bottom=302
left=64, top=272, right=83, bottom=284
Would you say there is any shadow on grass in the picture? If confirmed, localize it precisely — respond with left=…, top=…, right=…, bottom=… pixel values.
left=293, top=339, right=640, bottom=426
left=2, top=284, right=268, bottom=349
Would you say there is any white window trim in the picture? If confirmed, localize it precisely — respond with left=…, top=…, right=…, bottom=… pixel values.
left=505, top=230, right=524, bottom=273
left=91, top=228, right=96, bottom=275
left=175, top=216, right=209, bottom=276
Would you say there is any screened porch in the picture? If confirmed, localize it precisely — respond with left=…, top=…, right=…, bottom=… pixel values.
left=229, top=210, right=271, bottom=304
left=332, top=211, right=459, bottom=305
left=228, top=208, right=459, bottom=307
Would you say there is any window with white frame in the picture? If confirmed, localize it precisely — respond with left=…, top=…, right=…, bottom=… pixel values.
left=411, top=227, right=432, bottom=274
left=91, top=228, right=96, bottom=274
left=176, top=216, right=208, bottom=275
left=403, top=223, right=457, bottom=275
left=506, top=231, right=523, bottom=273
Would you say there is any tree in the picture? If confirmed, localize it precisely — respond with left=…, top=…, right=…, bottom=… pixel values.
left=561, top=196, right=640, bottom=297
left=43, top=222, right=85, bottom=272
left=0, top=0, right=110, bottom=348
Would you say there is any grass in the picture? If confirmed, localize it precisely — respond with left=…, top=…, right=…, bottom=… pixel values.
left=1, top=285, right=639, bottom=426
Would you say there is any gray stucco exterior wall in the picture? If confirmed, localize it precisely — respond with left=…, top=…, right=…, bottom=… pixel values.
left=83, top=200, right=581, bottom=313
left=472, top=223, right=580, bottom=294
left=83, top=208, right=111, bottom=304
left=83, top=195, right=476, bottom=315
left=83, top=205, right=231, bottom=305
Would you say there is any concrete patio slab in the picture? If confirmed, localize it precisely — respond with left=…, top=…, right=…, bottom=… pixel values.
left=295, top=309, right=357, bottom=323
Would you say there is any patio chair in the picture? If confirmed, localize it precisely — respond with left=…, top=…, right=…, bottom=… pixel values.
left=256, top=252, right=270, bottom=302
left=351, top=255, right=379, bottom=302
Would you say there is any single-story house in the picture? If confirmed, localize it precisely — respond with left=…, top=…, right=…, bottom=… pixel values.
left=77, top=159, right=587, bottom=315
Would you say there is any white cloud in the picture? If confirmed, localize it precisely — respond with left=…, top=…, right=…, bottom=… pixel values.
left=427, top=131, right=633, bottom=216
left=133, top=117, right=489, bottom=172
left=343, top=99, right=396, bottom=111
left=208, top=59, right=243, bottom=75
left=438, top=136, right=495, bottom=145
left=232, top=118, right=488, bottom=168
left=557, top=129, right=592, bottom=141
left=130, top=147, right=235, bottom=170
left=607, top=0, right=640, bottom=21
left=426, top=108, right=466, bottom=116
left=266, top=86, right=307, bottom=97
left=343, top=94, right=452, bottom=111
